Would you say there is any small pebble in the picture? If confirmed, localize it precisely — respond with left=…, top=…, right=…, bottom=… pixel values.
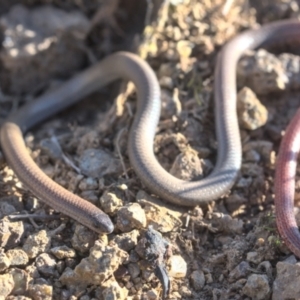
left=190, top=270, right=205, bottom=291
left=0, top=250, right=10, bottom=271
left=35, top=253, right=58, bottom=277
left=22, top=230, right=51, bottom=259
left=116, top=203, right=147, bottom=232
left=169, top=255, right=187, bottom=278
left=6, top=249, right=29, bottom=266
left=246, top=251, right=261, bottom=264
left=237, top=87, right=268, bottom=130
left=243, top=274, right=270, bottom=300
left=100, top=191, right=123, bottom=215
left=51, top=245, right=76, bottom=259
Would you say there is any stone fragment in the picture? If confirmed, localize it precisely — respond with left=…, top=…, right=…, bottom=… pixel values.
left=228, top=261, right=250, bottom=282
left=137, top=191, right=182, bottom=233
left=135, top=227, right=169, bottom=264
left=128, top=263, right=140, bottom=279
left=6, top=249, right=29, bottom=266
left=116, top=203, right=146, bottom=232
left=237, top=87, right=268, bottom=130
left=246, top=251, right=262, bottom=264
left=79, top=149, right=122, bottom=178
left=25, top=265, right=39, bottom=280
left=210, top=212, right=243, bottom=234
left=35, top=253, right=58, bottom=277
left=0, top=249, right=10, bottom=271
left=237, top=49, right=288, bottom=95
left=78, top=177, right=98, bottom=191
left=272, top=261, right=300, bottom=300
left=283, top=255, right=297, bottom=265
left=224, top=194, right=247, bottom=214
left=190, top=270, right=205, bottom=291
left=242, top=274, right=270, bottom=300
left=9, top=268, right=29, bottom=296
left=0, top=202, right=16, bottom=216
left=28, top=283, right=53, bottom=300
left=60, top=240, right=128, bottom=287
left=0, top=219, right=24, bottom=248
left=100, top=191, right=123, bottom=215
left=50, top=245, right=76, bottom=259
left=279, top=53, right=300, bottom=90
left=100, top=280, right=128, bottom=300
left=0, top=273, right=14, bottom=298
left=22, top=230, right=51, bottom=259
left=71, top=225, right=96, bottom=254
left=145, top=289, right=159, bottom=300
left=243, top=141, right=274, bottom=164
left=169, top=255, right=187, bottom=278
left=170, top=148, right=203, bottom=180
left=110, top=230, right=139, bottom=252
left=39, top=137, right=63, bottom=160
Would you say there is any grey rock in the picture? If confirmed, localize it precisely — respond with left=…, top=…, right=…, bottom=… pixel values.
left=0, top=273, right=14, bottom=298
left=6, top=249, right=29, bottom=266
left=229, top=261, right=251, bottom=281
left=51, top=245, right=76, bottom=259
left=100, top=191, right=123, bottom=215
left=101, top=280, right=128, bottom=300
left=246, top=251, right=262, bottom=264
left=78, top=177, right=98, bottom=191
left=0, top=218, right=24, bottom=248
left=28, top=283, right=53, bottom=300
left=0, top=202, right=16, bottom=216
left=272, top=261, right=300, bottom=300
left=116, top=203, right=147, bottom=232
left=237, top=49, right=287, bottom=95
left=145, top=289, right=159, bottom=300
left=71, top=224, right=96, bottom=254
left=128, top=263, right=140, bottom=279
left=225, top=194, right=247, bottom=213
left=257, top=261, right=273, bottom=280
left=79, top=149, right=122, bottom=178
left=210, top=212, right=243, bottom=234
left=280, top=53, right=300, bottom=90
left=0, top=196, right=23, bottom=212
left=244, top=149, right=261, bottom=163
left=160, top=89, right=178, bottom=118
left=0, top=249, right=10, bottom=271
left=9, top=268, right=29, bottom=296
left=170, top=148, right=203, bottom=180
left=243, top=141, right=274, bottom=165
left=60, top=240, right=128, bottom=287
left=22, top=230, right=51, bottom=259
left=25, top=264, right=40, bottom=279
left=137, top=190, right=182, bottom=233
left=190, top=270, right=205, bottom=291
left=283, top=255, right=297, bottom=265
left=39, top=137, right=63, bottom=160
left=111, top=230, right=139, bottom=252
left=237, top=87, right=268, bottom=130
left=243, top=274, right=270, bottom=300
left=35, top=253, right=58, bottom=277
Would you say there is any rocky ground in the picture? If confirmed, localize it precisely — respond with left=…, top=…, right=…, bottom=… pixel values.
left=0, top=0, right=300, bottom=299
